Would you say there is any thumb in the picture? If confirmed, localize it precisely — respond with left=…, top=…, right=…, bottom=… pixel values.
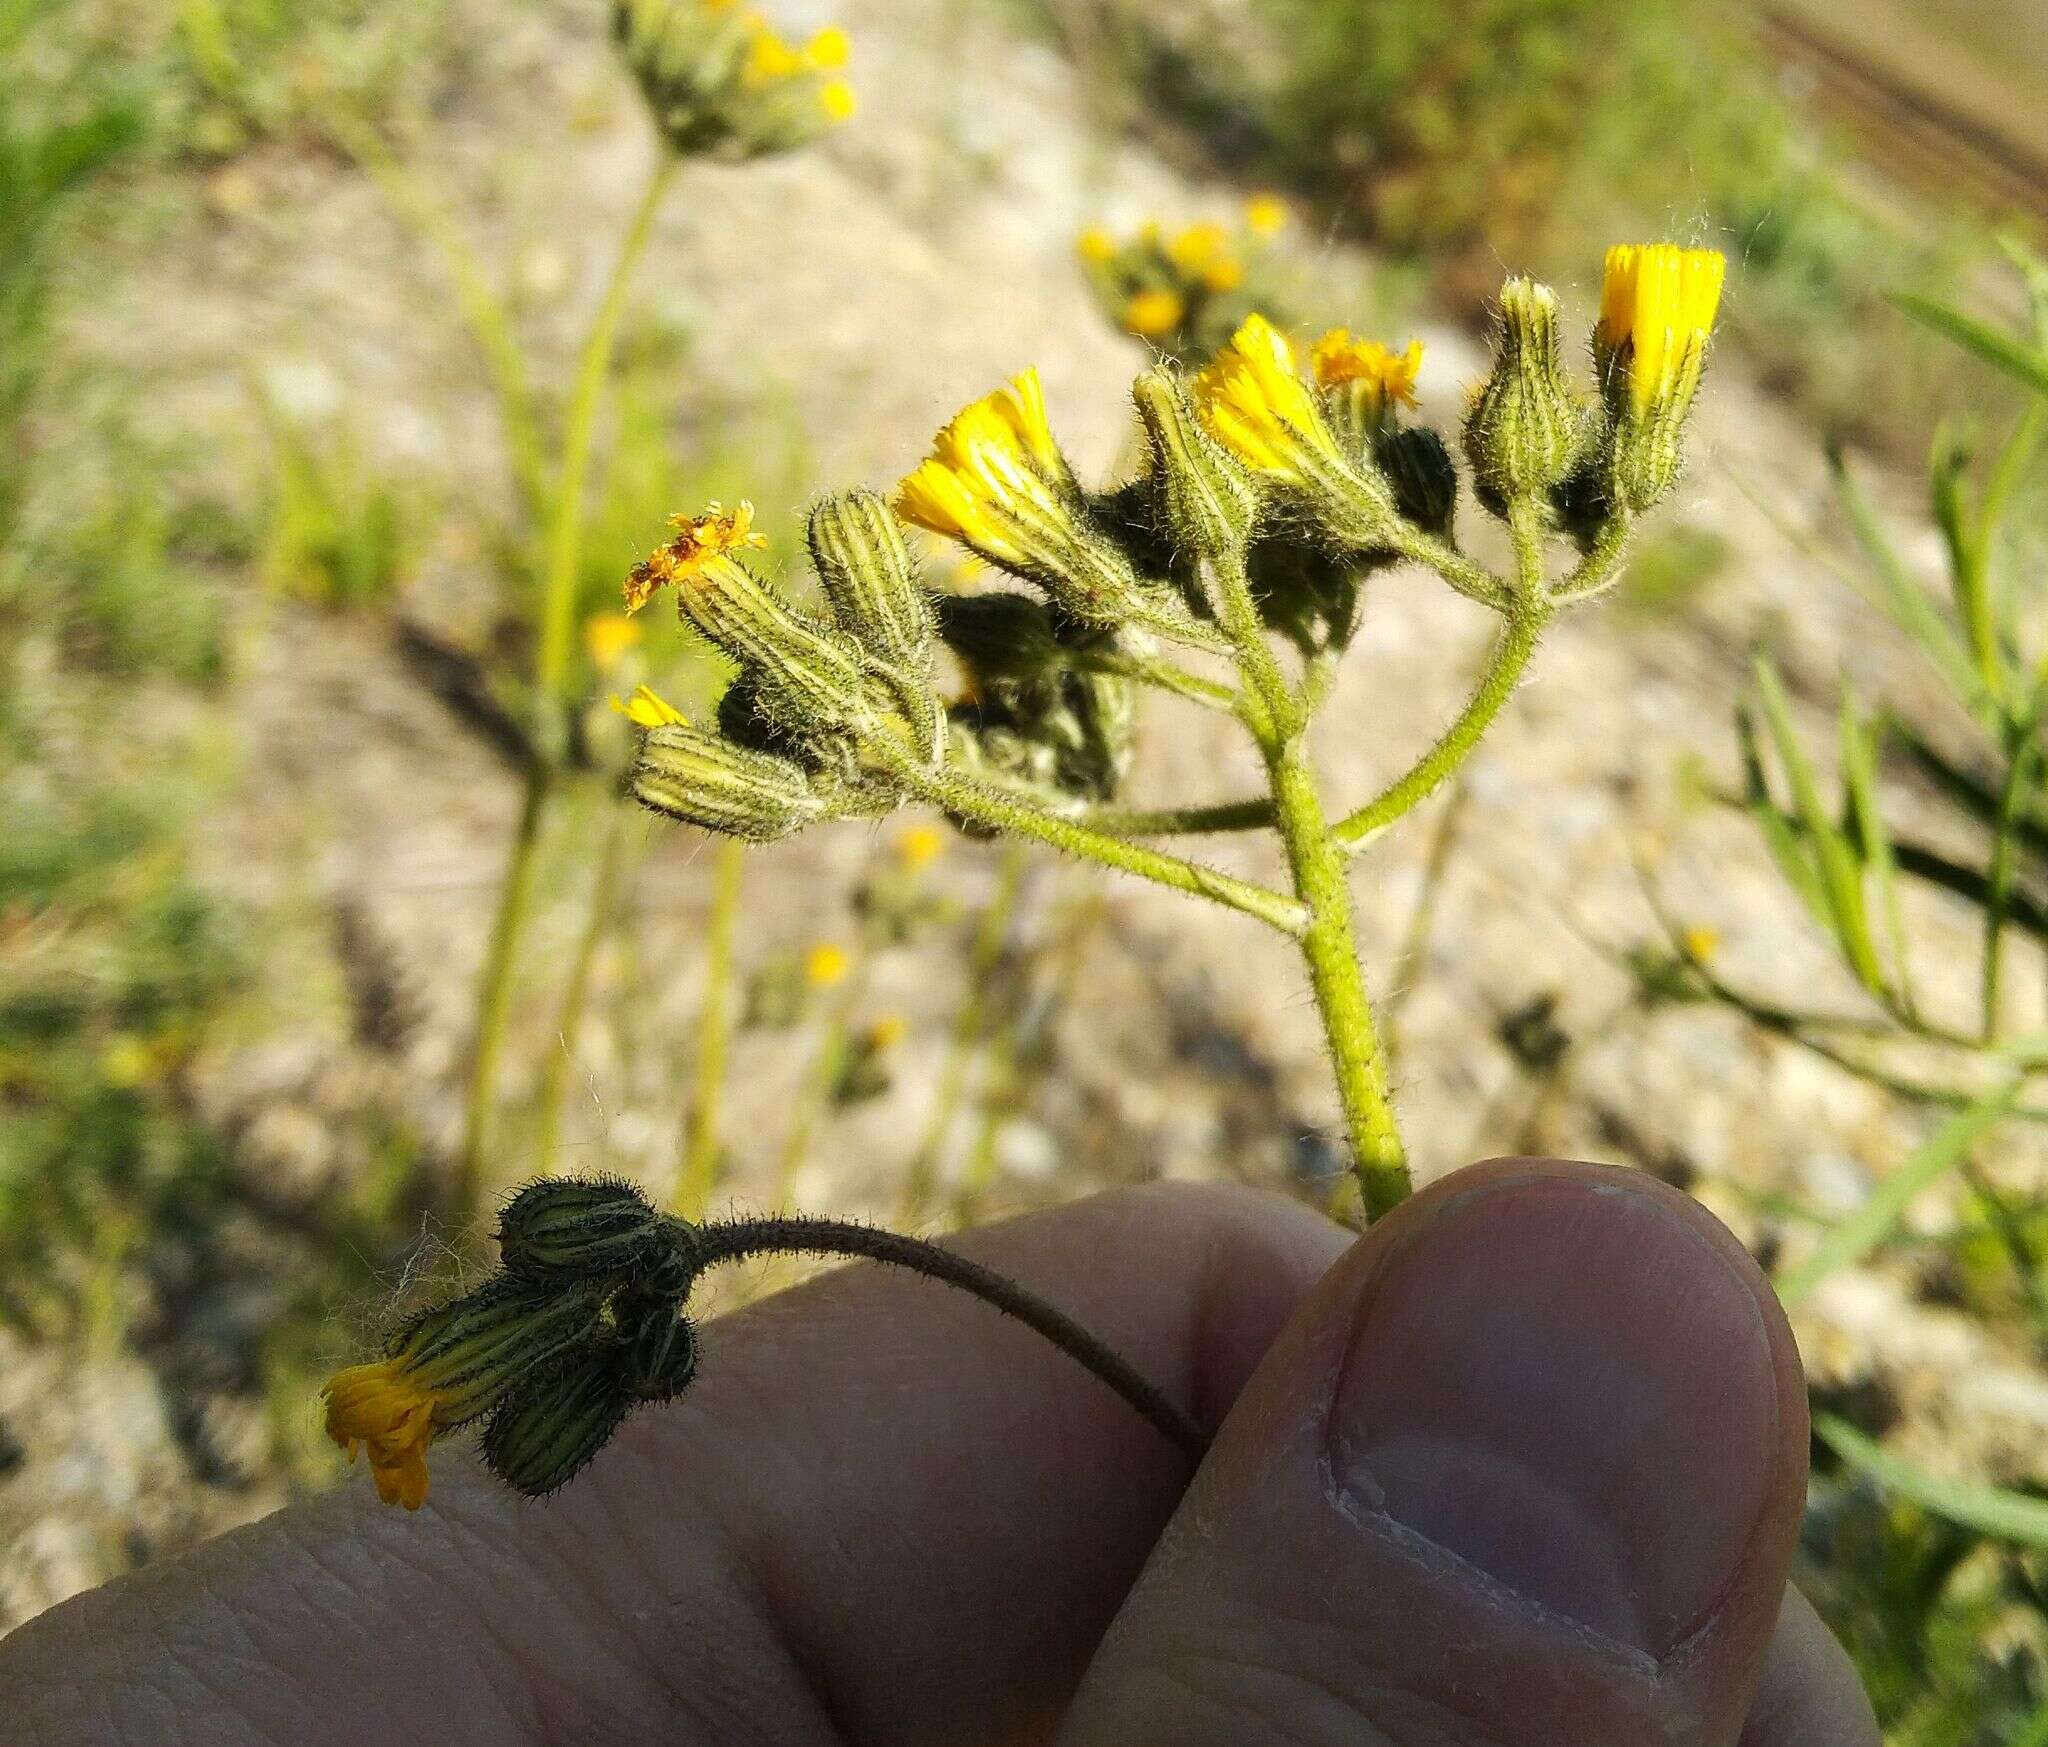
left=1058, top=1158, right=1817, bottom=1747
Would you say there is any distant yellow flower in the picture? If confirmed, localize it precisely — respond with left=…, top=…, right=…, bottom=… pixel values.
left=894, top=370, right=1073, bottom=567
left=1076, top=226, right=1117, bottom=265
left=624, top=501, right=769, bottom=613
left=1122, top=288, right=1185, bottom=339
left=896, top=822, right=945, bottom=871
left=743, top=25, right=803, bottom=87
left=866, top=1013, right=908, bottom=1051
left=805, top=942, right=851, bottom=987
left=584, top=611, right=643, bottom=673
left=1192, top=313, right=1344, bottom=484
left=1201, top=254, right=1246, bottom=294
left=806, top=24, right=850, bottom=68
left=610, top=683, right=688, bottom=729
left=1596, top=244, right=1725, bottom=416
left=99, top=1034, right=155, bottom=1089
left=1244, top=193, right=1289, bottom=238
left=1680, top=924, right=1720, bottom=964
left=1310, top=330, right=1422, bottom=401
left=818, top=78, right=856, bottom=121
left=1167, top=222, right=1229, bottom=273
left=323, top=1358, right=439, bottom=1511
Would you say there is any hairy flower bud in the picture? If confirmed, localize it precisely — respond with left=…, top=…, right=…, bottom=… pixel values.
left=1592, top=244, right=1725, bottom=513
left=934, top=590, right=1067, bottom=686
left=632, top=721, right=830, bottom=841
left=808, top=489, right=935, bottom=673
left=1463, top=279, right=1586, bottom=510
left=481, top=1361, right=638, bottom=1498
left=1375, top=426, right=1459, bottom=537
left=1131, top=367, right=1259, bottom=559
left=497, top=1177, right=669, bottom=1281
left=617, top=1299, right=700, bottom=1402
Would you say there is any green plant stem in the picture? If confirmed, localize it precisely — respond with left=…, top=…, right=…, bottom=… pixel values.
left=1392, top=525, right=1513, bottom=611
left=1072, top=797, right=1275, bottom=835
left=1335, top=604, right=1548, bottom=850
left=533, top=808, right=630, bottom=1167
left=1204, top=546, right=1409, bottom=1217
left=535, top=153, right=678, bottom=718
left=1506, top=495, right=1549, bottom=595
left=1982, top=720, right=2043, bottom=1041
left=900, top=842, right=1028, bottom=1224
left=459, top=770, right=549, bottom=1208
left=675, top=838, right=744, bottom=1218
left=1552, top=510, right=1635, bottom=603
left=691, top=1216, right=1206, bottom=1458
left=893, top=757, right=1307, bottom=935
left=1076, top=648, right=1239, bottom=711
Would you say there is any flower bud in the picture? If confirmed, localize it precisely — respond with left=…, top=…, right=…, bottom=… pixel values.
left=808, top=489, right=935, bottom=673
left=632, top=721, right=830, bottom=841
left=1462, top=278, right=1586, bottom=510
left=933, top=590, right=1067, bottom=686
left=1131, top=367, right=1259, bottom=559
left=617, top=1299, right=700, bottom=1402
left=1592, top=244, right=1725, bottom=513
left=1375, top=426, right=1459, bottom=537
left=497, top=1177, right=670, bottom=1281
left=480, top=1361, right=637, bottom=1497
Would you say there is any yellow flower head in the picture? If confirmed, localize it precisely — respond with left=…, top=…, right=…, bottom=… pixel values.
left=1192, top=313, right=1344, bottom=484
left=1310, top=330, right=1423, bottom=405
left=894, top=370, right=1073, bottom=567
left=323, top=1358, right=439, bottom=1510
left=1243, top=193, right=1289, bottom=239
left=609, top=682, right=688, bottom=729
left=743, top=24, right=803, bottom=87
left=805, top=941, right=851, bottom=987
left=806, top=24, right=850, bottom=68
left=818, top=78, right=856, bottom=121
left=1122, top=288, right=1186, bottom=340
left=1166, top=222, right=1228, bottom=273
left=1681, top=924, right=1720, bottom=964
left=1201, top=254, right=1246, bottom=294
left=624, top=501, right=769, bottom=613
left=1076, top=226, right=1117, bottom=265
left=896, top=822, right=945, bottom=871
left=1596, top=244, right=1726, bottom=416
left=584, top=611, right=643, bottom=674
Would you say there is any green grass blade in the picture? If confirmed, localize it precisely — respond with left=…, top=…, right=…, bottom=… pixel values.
left=1817, top=1417, right=2048, bottom=1548
left=1737, top=702, right=1827, bottom=919
left=1839, top=692, right=1913, bottom=1014
left=1892, top=290, right=2048, bottom=402
left=1777, top=1086, right=2018, bottom=1306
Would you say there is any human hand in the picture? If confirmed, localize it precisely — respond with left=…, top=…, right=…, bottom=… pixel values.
left=0, top=1158, right=1877, bottom=1744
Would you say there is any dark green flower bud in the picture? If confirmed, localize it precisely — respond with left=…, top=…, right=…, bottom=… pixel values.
left=1462, top=279, right=1587, bottom=512
left=1374, top=426, right=1459, bottom=537
left=808, top=490, right=934, bottom=673
left=633, top=721, right=830, bottom=841
left=1131, top=367, right=1259, bottom=561
left=385, top=1276, right=609, bottom=1431
left=617, top=1299, right=700, bottom=1402
left=497, top=1177, right=668, bottom=1281
left=481, top=1361, right=637, bottom=1497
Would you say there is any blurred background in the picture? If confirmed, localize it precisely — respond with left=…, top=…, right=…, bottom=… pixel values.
left=3, top=0, right=2048, bottom=1736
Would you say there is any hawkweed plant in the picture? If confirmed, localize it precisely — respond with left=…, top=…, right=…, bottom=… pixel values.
left=327, top=243, right=1724, bottom=1506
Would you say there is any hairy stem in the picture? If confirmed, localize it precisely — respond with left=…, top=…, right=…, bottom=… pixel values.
left=675, top=838, right=744, bottom=1218
left=1075, top=648, right=1240, bottom=712
left=1071, top=797, right=1275, bottom=836
left=691, top=1216, right=1207, bottom=1458
left=460, top=770, right=549, bottom=1208
left=1335, top=604, right=1547, bottom=850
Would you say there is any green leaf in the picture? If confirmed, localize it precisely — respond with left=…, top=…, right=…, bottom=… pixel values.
left=1737, top=702, right=1826, bottom=919
left=1818, top=1417, right=2048, bottom=1548
left=1838, top=692, right=1912, bottom=1013
left=1776, top=1086, right=2019, bottom=1305
left=1892, top=290, right=2048, bottom=402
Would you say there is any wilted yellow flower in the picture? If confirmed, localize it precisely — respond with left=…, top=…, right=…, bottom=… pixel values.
left=1244, top=193, right=1289, bottom=238
left=624, top=501, right=769, bottom=612
left=1192, top=313, right=1344, bottom=483
left=1596, top=244, right=1725, bottom=416
left=610, top=682, right=688, bottom=728
left=1122, top=288, right=1186, bottom=339
left=894, top=370, right=1073, bottom=567
left=584, top=611, right=644, bottom=673
left=819, top=78, right=856, bottom=121
left=1310, top=331, right=1423, bottom=403
left=1076, top=226, right=1117, bottom=265
left=896, top=822, right=945, bottom=871
left=323, top=1359, right=440, bottom=1510
left=805, top=941, right=852, bottom=987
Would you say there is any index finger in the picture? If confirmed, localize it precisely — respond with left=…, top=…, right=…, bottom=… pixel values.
left=0, top=1182, right=1348, bottom=1746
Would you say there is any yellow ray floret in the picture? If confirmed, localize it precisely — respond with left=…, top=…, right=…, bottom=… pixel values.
left=894, top=370, right=1071, bottom=566
left=1122, top=288, right=1185, bottom=339
left=1596, top=244, right=1726, bottom=415
left=1192, top=313, right=1344, bottom=483
left=624, top=501, right=770, bottom=613
left=322, top=1359, right=442, bottom=1511
left=610, top=683, right=688, bottom=728
left=1309, top=330, right=1424, bottom=406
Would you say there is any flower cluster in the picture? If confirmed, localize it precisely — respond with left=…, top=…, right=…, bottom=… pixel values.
left=1075, top=197, right=1294, bottom=361
left=613, top=0, right=854, bottom=161
left=615, top=243, right=1720, bottom=849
